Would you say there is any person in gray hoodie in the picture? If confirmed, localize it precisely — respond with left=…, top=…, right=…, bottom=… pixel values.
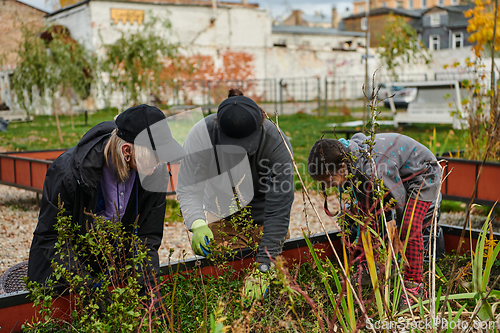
left=177, top=89, right=294, bottom=304
left=307, top=133, right=441, bottom=309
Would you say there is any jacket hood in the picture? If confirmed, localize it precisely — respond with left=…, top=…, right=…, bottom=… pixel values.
left=78, top=121, right=116, bottom=148
left=73, top=121, right=116, bottom=192
left=345, top=133, right=367, bottom=154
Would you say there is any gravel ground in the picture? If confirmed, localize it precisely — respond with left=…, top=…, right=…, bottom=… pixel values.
left=439, top=210, right=500, bottom=230
left=2, top=183, right=497, bottom=277
left=0, top=185, right=341, bottom=276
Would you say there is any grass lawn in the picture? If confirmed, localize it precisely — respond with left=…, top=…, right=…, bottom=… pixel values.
left=0, top=107, right=467, bottom=180
left=0, top=108, right=119, bottom=151
left=0, top=106, right=469, bottom=189
left=273, top=112, right=467, bottom=188
left=0, top=106, right=476, bottom=220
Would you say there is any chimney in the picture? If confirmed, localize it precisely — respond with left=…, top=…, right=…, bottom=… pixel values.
left=292, top=10, right=302, bottom=25
left=331, top=7, right=338, bottom=28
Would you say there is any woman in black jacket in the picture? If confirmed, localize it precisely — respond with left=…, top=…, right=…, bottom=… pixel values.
left=27, top=105, right=185, bottom=293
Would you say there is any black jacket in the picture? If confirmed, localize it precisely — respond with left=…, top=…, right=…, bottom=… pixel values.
left=28, top=121, right=167, bottom=284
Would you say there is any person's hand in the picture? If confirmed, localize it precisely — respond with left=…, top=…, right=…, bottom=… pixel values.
left=242, top=263, right=274, bottom=306
left=190, top=219, right=214, bottom=256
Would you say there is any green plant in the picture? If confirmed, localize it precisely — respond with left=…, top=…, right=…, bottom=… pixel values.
left=470, top=208, right=500, bottom=321
left=376, top=14, right=431, bottom=82
left=101, top=14, right=178, bottom=107
left=23, top=201, right=170, bottom=332
left=164, top=199, right=182, bottom=223
left=11, top=24, right=96, bottom=143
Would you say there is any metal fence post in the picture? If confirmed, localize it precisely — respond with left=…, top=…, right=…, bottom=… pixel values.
left=207, top=80, right=212, bottom=105
left=203, top=80, right=207, bottom=106
left=317, top=77, right=320, bottom=114
left=274, top=79, right=278, bottom=113
left=305, top=79, right=308, bottom=102
left=279, top=79, right=284, bottom=115
left=324, top=78, right=328, bottom=116
left=176, top=81, right=180, bottom=105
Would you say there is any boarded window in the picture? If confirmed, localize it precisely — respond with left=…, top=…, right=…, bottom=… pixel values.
left=274, top=39, right=287, bottom=47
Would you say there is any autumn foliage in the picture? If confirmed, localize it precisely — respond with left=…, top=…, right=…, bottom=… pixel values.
left=465, top=0, right=500, bottom=57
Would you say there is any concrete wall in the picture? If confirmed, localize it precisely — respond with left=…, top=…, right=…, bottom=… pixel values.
left=46, top=3, right=94, bottom=51
left=83, top=2, right=271, bottom=77
left=271, top=32, right=365, bottom=51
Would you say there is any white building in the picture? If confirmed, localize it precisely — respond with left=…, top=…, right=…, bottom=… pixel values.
left=37, top=0, right=367, bottom=111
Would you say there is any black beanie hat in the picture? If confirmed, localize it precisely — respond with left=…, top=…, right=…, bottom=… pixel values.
left=115, top=104, right=166, bottom=143
left=217, top=96, right=263, bottom=154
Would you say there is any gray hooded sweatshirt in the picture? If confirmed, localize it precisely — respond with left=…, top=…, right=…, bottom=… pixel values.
left=344, top=133, right=441, bottom=219
left=177, top=114, right=294, bottom=264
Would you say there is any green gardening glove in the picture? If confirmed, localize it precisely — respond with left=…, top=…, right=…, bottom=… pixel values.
left=242, top=263, right=275, bottom=307
left=190, top=219, right=214, bottom=256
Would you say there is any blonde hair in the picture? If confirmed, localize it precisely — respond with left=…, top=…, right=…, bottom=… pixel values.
left=104, top=129, right=131, bottom=183
left=104, top=129, right=159, bottom=183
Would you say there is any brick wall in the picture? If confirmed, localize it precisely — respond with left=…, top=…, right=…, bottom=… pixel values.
left=0, top=0, right=46, bottom=69
left=344, top=14, right=414, bottom=47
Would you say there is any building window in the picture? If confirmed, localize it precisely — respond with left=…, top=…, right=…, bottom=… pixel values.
left=422, top=0, right=427, bottom=8
left=361, top=17, right=367, bottom=30
left=453, top=32, right=463, bottom=48
left=358, top=4, right=364, bottom=13
left=430, top=13, right=440, bottom=27
left=382, top=2, right=387, bottom=6
left=438, top=0, right=443, bottom=5
left=430, top=35, right=440, bottom=50
left=302, top=40, right=310, bottom=46
left=396, top=0, right=404, bottom=7
left=274, top=39, right=287, bottom=47
left=409, top=0, right=414, bottom=8
left=452, top=0, right=458, bottom=4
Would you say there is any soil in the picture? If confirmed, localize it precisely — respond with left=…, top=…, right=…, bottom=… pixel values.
left=0, top=185, right=341, bottom=276
left=439, top=211, right=500, bottom=231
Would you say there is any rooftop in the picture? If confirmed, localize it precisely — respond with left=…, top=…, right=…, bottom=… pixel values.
left=272, top=25, right=366, bottom=37
left=345, top=7, right=425, bottom=19
left=301, top=12, right=331, bottom=24
left=47, top=0, right=259, bottom=16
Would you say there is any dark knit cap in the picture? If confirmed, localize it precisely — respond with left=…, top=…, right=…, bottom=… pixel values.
left=116, top=104, right=166, bottom=143
left=217, top=96, right=262, bottom=154
left=116, top=104, right=186, bottom=163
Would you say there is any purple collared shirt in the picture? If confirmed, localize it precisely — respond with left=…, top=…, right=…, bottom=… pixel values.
left=96, top=160, right=136, bottom=222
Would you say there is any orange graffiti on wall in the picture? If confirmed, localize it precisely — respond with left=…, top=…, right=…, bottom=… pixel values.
left=160, top=50, right=255, bottom=104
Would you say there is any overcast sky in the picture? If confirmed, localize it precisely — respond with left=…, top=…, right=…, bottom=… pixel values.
left=20, top=0, right=353, bottom=19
